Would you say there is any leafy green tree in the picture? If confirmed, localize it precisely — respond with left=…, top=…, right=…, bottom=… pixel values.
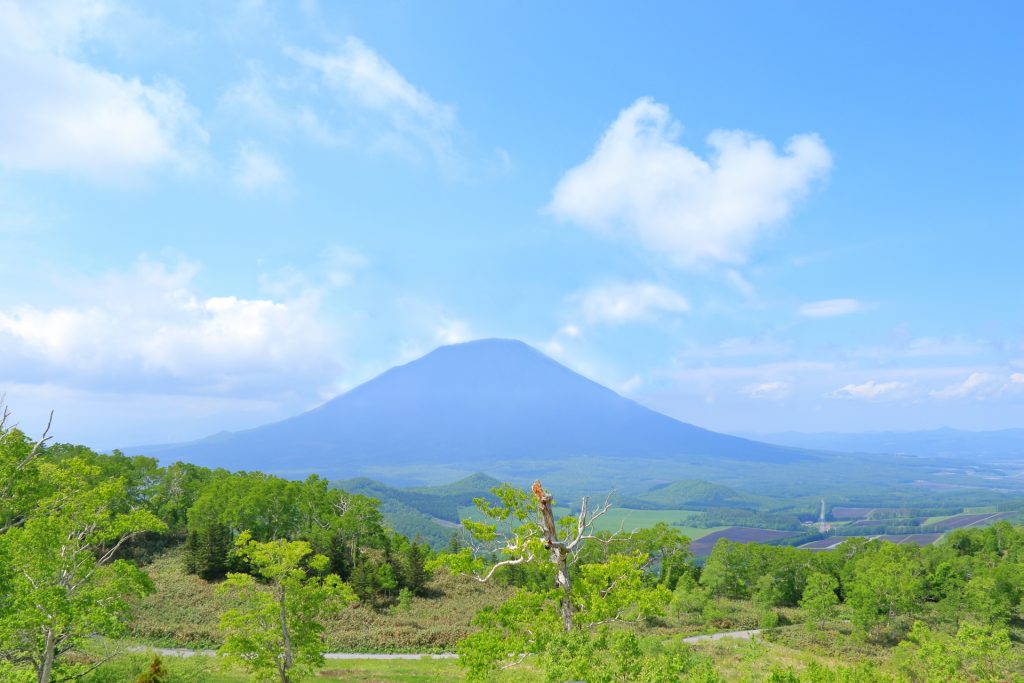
left=401, top=536, right=430, bottom=595
left=0, top=458, right=165, bottom=683
left=753, top=575, right=784, bottom=628
left=800, top=572, right=839, bottom=630
left=348, top=559, right=379, bottom=601
left=149, top=461, right=214, bottom=535
left=0, top=406, right=49, bottom=532
left=844, top=542, right=924, bottom=638
left=894, top=620, right=1016, bottom=682
left=217, top=532, right=356, bottom=683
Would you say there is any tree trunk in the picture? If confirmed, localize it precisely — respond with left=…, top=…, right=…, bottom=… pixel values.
left=533, top=481, right=574, bottom=632
left=554, top=547, right=573, bottom=632
left=37, top=628, right=56, bottom=683
left=278, top=583, right=293, bottom=678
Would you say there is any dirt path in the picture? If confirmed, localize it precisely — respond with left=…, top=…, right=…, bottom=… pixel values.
left=681, top=628, right=761, bottom=643
left=128, top=646, right=457, bottom=660
left=132, top=629, right=760, bottom=660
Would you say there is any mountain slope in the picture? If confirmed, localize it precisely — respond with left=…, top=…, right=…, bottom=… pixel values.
left=136, top=339, right=812, bottom=476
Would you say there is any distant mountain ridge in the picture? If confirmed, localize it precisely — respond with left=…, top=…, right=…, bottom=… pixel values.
left=134, top=338, right=813, bottom=477
left=758, top=428, right=1024, bottom=459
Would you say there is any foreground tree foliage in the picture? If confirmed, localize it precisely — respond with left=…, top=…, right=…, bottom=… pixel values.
left=437, top=481, right=686, bottom=680
left=0, top=409, right=166, bottom=683
left=217, top=533, right=357, bottom=683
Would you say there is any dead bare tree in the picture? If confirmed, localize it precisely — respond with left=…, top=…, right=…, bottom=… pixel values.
left=462, top=480, right=618, bottom=632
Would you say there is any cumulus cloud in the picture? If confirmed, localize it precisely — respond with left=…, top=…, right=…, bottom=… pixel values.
left=743, top=381, right=792, bottom=400
left=0, top=258, right=339, bottom=395
left=232, top=144, right=288, bottom=191
left=286, top=37, right=458, bottom=169
left=931, top=372, right=996, bottom=399
left=548, top=97, right=831, bottom=266
left=799, top=298, right=864, bottom=318
left=830, top=380, right=908, bottom=400
left=576, top=282, right=689, bottom=325
left=0, top=1, right=206, bottom=179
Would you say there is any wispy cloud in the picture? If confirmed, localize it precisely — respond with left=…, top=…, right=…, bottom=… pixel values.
left=800, top=298, right=864, bottom=318
left=548, top=97, right=831, bottom=267
left=575, top=281, right=689, bottom=325
left=219, top=63, right=346, bottom=146
left=285, top=37, right=459, bottom=170
left=830, top=380, right=909, bottom=400
left=0, top=1, right=206, bottom=180
left=852, top=336, right=987, bottom=359
left=231, top=144, right=288, bottom=191
left=931, top=372, right=996, bottom=399
left=743, top=381, right=791, bottom=399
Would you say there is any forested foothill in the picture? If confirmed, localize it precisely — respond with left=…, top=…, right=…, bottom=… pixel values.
left=2, top=408, right=1023, bottom=682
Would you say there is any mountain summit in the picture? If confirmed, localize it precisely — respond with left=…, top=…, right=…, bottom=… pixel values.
left=138, top=338, right=808, bottom=475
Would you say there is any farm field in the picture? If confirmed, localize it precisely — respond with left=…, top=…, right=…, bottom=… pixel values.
left=829, top=507, right=879, bottom=519
left=689, top=527, right=798, bottom=555
left=926, top=511, right=1012, bottom=530
left=871, top=533, right=943, bottom=546
left=846, top=518, right=920, bottom=527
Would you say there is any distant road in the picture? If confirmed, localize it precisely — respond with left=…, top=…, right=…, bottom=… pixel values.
left=128, top=646, right=457, bottom=659
left=131, top=629, right=761, bottom=660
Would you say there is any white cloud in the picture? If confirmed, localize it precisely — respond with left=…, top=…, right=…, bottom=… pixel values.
left=576, top=282, right=689, bottom=325
left=800, top=298, right=864, bottom=318
left=0, top=258, right=339, bottom=395
left=232, top=145, right=288, bottom=191
left=434, top=317, right=472, bottom=345
left=931, top=372, right=996, bottom=399
left=743, top=381, right=791, bottom=400
left=286, top=37, right=458, bottom=169
left=548, top=97, right=831, bottom=266
left=219, top=64, right=346, bottom=146
left=0, top=1, right=206, bottom=179
left=1012, top=373, right=1024, bottom=384
left=830, top=380, right=908, bottom=400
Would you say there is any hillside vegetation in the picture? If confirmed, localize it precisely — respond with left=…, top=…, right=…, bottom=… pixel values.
left=3, top=409, right=1024, bottom=683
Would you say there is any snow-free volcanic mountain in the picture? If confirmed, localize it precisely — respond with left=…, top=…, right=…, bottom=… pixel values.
left=137, top=339, right=809, bottom=475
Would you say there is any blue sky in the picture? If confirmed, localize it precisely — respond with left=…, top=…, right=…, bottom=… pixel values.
left=1, top=0, right=1021, bottom=447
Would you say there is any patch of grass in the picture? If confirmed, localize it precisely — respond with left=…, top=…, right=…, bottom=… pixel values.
left=129, top=550, right=238, bottom=647
left=130, top=547, right=513, bottom=652
left=319, top=569, right=513, bottom=652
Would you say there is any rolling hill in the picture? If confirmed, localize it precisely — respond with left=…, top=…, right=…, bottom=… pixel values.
left=134, top=338, right=813, bottom=478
